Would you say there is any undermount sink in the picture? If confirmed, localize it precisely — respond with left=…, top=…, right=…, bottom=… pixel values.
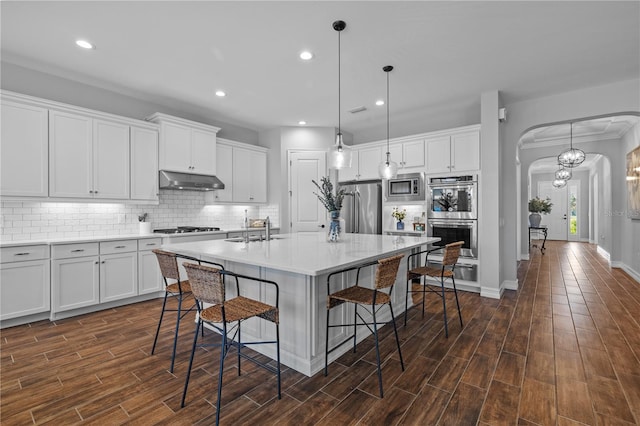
left=224, top=235, right=283, bottom=243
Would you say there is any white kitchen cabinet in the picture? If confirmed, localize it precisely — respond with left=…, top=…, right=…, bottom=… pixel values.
left=426, top=130, right=480, bottom=174
left=99, top=240, right=138, bottom=303
left=148, top=113, right=220, bottom=175
left=131, top=126, right=159, bottom=201
left=211, top=142, right=233, bottom=202
left=339, top=145, right=384, bottom=181
left=138, top=238, right=163, bottom=295
left=0, top=245, right=50, bottom=321
left=0, top=98, right=49, bottom=197
left=52, top=242, right=100, bottom=313
left=389, top=138, right=425, bottom=171
left=232, top=146, right=267, bottom=203
left=49, top=111, right=130, bottom=199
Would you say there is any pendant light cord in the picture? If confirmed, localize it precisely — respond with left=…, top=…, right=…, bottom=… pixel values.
left=337, top=28, right=341, bottom=138
left=386, top=68, right=390, bottom=160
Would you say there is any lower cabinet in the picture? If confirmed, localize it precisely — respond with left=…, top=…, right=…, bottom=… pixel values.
left=52, top=243, right=100, bottom=313
left=99, top=252, right=137, bottom=303
left=138, top=238, right=164, bottom=294
left=0, top=245, right=50, bottom=320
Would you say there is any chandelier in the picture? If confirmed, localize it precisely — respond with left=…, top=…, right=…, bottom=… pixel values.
left=557, top=122, right=585, bottom=168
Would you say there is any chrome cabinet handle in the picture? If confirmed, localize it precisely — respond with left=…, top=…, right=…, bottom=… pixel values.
left=115, top=245, right=126, bottom=249
left=146, top=243, right=156, bottom=246
left=14, top=252, right=30, bottom=256
left=71, top=249, right=85, bottom=253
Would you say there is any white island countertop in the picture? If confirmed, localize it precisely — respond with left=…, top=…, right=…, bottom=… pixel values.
left=162, top=232, right=439, bottom=276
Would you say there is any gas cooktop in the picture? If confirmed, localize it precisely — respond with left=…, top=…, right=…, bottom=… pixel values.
left=153, top=226, right=221, bottom=234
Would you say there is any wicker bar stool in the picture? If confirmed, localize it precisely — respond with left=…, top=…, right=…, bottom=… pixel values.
left=324, top=253, right=404, bottom=398
left=404, top=241, right=464, bottom=337
left=150, top=249, right=223, bottom=373
left=180, top=262, right=280, bottom=425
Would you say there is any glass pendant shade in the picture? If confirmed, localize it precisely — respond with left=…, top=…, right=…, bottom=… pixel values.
left=552, top=178, right=567, bottom=189
left=555, top=166, right=572, bottom=181
left=378, top=155, right=398, bottom=179
left=329, top=133, right=352, bottom=169
left=557, top=122, right=585, bottom=168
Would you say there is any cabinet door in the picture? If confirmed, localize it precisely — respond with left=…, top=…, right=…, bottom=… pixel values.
left=358, top=146, right=383, bottom=180
left=52, top=256, right=100, bottom=312
left=425, top=136, right=451, bottom=174
left=138, top=250, right=163, bottom=294
left=213, top=143, right=233, bottom=202
left=232, top=147, right=252, bottom=202
left=451, top=131, right=480, bottom=172
left=248, top=150, right=267, bottom=203
left=49, top=110, right=93, bottom=198
left=131, top=127, right=159, bottom=201
left=402, top=139, right=425, bottom=169
left=0, top=260, right=50, bottom=320
left=191, top=128, right=217, bottom=175
left=93, top=120, right=130, bottom=199
left=159, top=122, right=192, bottom=173
left=0, top=100, right=49, bottom=197
left=100, top=252, right=137, bottom=303
left=338, top=150, right=359, bottom=181
left=388, top=144, right=403, bottom=169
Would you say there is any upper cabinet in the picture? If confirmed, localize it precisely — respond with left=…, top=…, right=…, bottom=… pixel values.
left=388, top=138, right=425, bottom=172
left=339, top=145, right=383, bottom=182
left=1, top=91, right=159, bottom=202
left=147, top=113, right=220, bottom=175
left=0, top=98, right=49, bottom=197
left=426, top=128, right=480, bottom=174
left=207, top=139, right=268, bottom=204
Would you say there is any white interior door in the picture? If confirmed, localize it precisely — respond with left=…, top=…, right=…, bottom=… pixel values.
left=538, top=181, right=567, bottom=240
left=289, top=151, right=327, bottom=232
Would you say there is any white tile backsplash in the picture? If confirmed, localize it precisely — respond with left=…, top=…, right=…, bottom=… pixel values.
left=0, top=189, right=279, bottom=241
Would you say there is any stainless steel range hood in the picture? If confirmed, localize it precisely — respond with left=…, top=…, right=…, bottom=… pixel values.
left=159, top=171, right=225, bottom=191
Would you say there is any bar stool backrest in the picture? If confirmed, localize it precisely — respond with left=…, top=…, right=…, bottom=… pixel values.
left=442, top=241, right=465, bottom=266
left=153, top=249, right=181, bottom=281
left=375, top=254, right=404, bottom=290
left=183, top=262, right=225, bottom=305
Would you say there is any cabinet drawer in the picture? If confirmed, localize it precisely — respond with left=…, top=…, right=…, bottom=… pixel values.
left=0, top=245, right=49, bottom=263
left=100, top=240, right=137, bottom=255
left=52, top=242, right=99, bottom=259
left=138, top=238, right=162, bottom=251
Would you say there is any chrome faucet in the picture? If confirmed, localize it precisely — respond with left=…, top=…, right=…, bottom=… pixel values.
left=243, top=210, right=249, bottom=243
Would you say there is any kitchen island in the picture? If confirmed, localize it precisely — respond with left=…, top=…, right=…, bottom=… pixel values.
left=162, top=232, right=439, bottom=376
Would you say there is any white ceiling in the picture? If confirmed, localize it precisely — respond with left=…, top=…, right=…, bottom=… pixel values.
left=1, top=1, right=639, bottom=142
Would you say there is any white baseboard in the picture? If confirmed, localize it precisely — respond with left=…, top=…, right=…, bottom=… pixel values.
left=501, top=279, right=518, bottom=291
left=520, top=253, right=530, bottom=260
left=580, top=238, right=589, bottom=242
left=597, top=245, right=611, bottom=261
left=619, top=264, right=640, bottom=283
left=481, top=286, right=502, bottom=299
left=611, top=261, right=623, bottom=268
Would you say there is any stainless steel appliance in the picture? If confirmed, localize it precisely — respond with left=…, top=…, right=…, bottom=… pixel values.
left=385, top=172, right=425, bottom=202
left=427, top=175, right=477, bottom=219
left=427, top=219, right=477, bottom=259
left=338, top=180, right=382, bottom=234
left=159, top=171, right=225, bottom=191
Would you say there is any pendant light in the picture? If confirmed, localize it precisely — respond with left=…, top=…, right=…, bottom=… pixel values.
left=552, top=178, right=567, bottom=189
left=555, top=163, right=572, bottom=181
left=378, top=65, right=398, bottom=179
left=558, top=122, right=585, bottom=168
left=328, top=20, right=352, bottom=170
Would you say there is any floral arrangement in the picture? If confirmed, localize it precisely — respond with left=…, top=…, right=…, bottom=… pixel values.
left=528, top=197, right=553, bottom=214
left=391, top=207, right=407, bottom=222
left=312, top=176, right=345, bottom=212
left=138, top=213, right=148, bottom=222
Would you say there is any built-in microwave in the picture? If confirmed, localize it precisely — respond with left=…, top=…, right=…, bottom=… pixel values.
left=385, top=172, right=425, bottom=202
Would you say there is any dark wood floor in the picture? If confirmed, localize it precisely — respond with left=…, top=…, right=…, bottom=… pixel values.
left=2, top=241, right=639, bottom=425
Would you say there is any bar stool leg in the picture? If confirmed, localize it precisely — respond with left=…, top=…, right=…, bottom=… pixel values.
left=151, top=292, right=169, bottom=355
left=389, top=303, right=404, bottom=370
left=453, top=276, right=463, bottom=328
left=324, top=308, right=330, bottom=376
left=440, top=276, right=449, bottom=338
left=181, top=318, right=202, bottom=407
left=404, top=280, right=410, bottom=327
left=421, top=276, right=427, bottom=319
left=276, top=322, right=282, bottom=399
left=352, top=304, right=358, bottom=353
left=237, top=321, right=242, bottom=376
left=170, top=293, right=184, bottom=373
left=215, top=323, right=228, bottom=426
left=372, top=305, right=383, bottom=398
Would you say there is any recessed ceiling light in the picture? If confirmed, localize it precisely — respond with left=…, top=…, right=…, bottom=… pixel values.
left=215, top=90, right=226, bottom=97
left=375, top=100, right=384, bottom=106
left=299, top=51, right=314, bottom=60
left=298, top=121, right=307, bottom=125
left=76, top=40, right=94, bottom=49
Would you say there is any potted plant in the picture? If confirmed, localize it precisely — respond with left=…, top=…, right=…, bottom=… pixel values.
left=528, top=197, right=552, bottom=227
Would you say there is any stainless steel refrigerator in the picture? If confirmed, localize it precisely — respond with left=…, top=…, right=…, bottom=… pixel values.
left=338, top=180, right=382, bottom=234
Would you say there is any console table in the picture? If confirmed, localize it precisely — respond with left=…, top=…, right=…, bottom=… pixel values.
left=529, top=226, right=548, bottom=254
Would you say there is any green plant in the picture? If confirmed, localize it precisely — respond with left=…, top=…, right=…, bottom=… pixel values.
left=312, top=176, right=345, bottom=212
left=391, top=207, right=407, bottom=221
left=528, top=197, right=553, bottom=214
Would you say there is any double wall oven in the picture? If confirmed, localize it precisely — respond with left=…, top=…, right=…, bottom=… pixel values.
left=427, top=175, right=478, bottom=259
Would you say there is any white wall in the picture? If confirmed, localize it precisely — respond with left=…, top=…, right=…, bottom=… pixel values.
left=501, top=78, right=640, bottom=288
left=620, top=122, right=640, bottom=280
